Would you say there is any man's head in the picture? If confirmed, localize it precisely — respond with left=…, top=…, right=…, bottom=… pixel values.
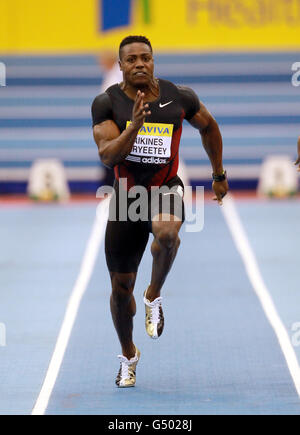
left=119, top=35, right=154, bottom=88
left=119, top=35, right=152, bottom=59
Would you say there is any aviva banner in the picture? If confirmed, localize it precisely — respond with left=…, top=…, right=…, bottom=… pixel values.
left=1, top=0, right=300, bottom=53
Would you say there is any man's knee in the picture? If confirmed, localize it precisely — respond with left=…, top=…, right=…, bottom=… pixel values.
left=110, top=272, right=136, bottom=299
left=155, top=227, right=180, bottom=250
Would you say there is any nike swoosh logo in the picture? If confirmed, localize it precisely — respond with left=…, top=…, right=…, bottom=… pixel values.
left=159, top=101, right=173, bottom=108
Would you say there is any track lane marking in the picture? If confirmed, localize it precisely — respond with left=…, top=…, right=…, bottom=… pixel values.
left=221, top=194, right=300, bottom=398
left=31, top=198, right=109, bottom=415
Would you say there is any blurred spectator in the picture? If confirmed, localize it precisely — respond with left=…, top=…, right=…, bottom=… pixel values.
left=295, top=136, right=300, bottom=172
left=99, top=50, right=123, bottom=94
left=98, top=50, right=123, bottom=186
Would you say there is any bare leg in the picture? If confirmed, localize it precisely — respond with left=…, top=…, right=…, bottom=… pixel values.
left=146, top=215, right=182, bottom=302
left=110, top=272, right=137, bottom=359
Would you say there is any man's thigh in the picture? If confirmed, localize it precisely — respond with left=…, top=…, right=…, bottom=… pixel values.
left=105, top=219, right=150, bottom=274
left=149, top=177, right=185, bottom=226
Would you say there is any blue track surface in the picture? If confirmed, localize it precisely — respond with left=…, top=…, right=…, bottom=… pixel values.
left=0, top=198, right=300, bottom=415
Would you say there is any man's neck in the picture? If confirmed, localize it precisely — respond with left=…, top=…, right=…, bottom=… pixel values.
left=121, top=80, right=159, bottom=102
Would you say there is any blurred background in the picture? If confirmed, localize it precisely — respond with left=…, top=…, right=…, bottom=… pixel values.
left=0, top=0, right=299, bottom=198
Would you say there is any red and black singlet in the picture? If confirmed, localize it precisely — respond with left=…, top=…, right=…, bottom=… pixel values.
left=91, top=79, right=200, bottom=190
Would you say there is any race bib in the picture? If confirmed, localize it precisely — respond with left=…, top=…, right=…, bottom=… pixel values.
left=125, top=121, right=174, bottom=164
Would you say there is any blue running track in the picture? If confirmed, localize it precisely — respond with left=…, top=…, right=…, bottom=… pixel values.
left=0, top=197, right=300, bottom=415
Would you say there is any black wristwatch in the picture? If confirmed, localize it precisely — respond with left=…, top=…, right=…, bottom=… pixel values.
left=212, top=170, right=227, bottom=182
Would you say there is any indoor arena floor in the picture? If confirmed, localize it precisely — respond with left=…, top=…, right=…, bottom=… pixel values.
left=0, top=193, right=300, bottom=415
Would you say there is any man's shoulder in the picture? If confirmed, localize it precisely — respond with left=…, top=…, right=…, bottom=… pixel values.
left=158, top=79, right=197, bottom=99
left=105, top=83, right=120, bottom=93
left=92, top=84, right=121, bottom=109
left=176, top=85, right=200, bottom=107
left=158, top=78, right=180, bottom=92
left=92, top=91, right=111, bottom=108
left=91, top=91, right=114, bottom=126
left=176, top=84, right=198, bottom=97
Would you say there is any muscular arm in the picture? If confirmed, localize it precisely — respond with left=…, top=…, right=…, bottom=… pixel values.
left=188, top=101, right=228, bottom=204
left=93, top=120, right=139, bottom=168
left=93, top=90, right=150, bottom=168
left=188, top=102, right=223, bottom=175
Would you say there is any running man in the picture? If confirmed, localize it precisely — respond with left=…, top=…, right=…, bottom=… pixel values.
left=295, top=136, right=300, bottom=171
left=92, top=35, right=229, bottom=387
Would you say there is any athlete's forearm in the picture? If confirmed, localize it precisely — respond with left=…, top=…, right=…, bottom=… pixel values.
left=98, top=124, right=139, bottom=168
left=200, top=119, right=224, bottom=174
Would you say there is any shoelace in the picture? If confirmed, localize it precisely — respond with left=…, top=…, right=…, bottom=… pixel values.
left=117, top=354, right=138, bottom=381
left=146, top=297, right=163, bottom=324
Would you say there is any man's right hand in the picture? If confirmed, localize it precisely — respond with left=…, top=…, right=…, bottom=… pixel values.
left=295, top=136, right=300, bottom=172
left=131, top=90, right=151, bottom=130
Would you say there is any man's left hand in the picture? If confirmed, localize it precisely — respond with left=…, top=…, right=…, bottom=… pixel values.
left=212, top=179, right=229, bottom=205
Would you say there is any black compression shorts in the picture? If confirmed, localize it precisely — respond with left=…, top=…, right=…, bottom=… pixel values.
left=105, top=175, right=185, bottom=273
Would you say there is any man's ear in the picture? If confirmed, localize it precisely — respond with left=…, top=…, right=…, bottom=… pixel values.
left=118, top=60, right=122, bottom=71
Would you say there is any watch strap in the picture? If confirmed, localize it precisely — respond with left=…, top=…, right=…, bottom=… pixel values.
left=212, top=170, right=227, bottom=182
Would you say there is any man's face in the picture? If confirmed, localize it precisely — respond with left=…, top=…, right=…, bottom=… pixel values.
left=119, top=42, right=154, bottom=88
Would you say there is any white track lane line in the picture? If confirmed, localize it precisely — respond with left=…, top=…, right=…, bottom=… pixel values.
left=31, top=198, right=109, bottom=415
left=221, top=194, right=300, bottom=398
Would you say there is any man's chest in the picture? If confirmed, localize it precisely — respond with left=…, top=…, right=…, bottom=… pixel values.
left=112, top=97, right=184, bottom=133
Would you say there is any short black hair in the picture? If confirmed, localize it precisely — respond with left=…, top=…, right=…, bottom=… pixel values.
left=119, top=35, right=152, bottom=59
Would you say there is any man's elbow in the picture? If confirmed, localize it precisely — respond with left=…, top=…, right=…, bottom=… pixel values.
left=200, top=116, right=219, bottom=137
left=99, top=149, right=113, bottom=169
left=98, top=148, right=116, bottom=169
